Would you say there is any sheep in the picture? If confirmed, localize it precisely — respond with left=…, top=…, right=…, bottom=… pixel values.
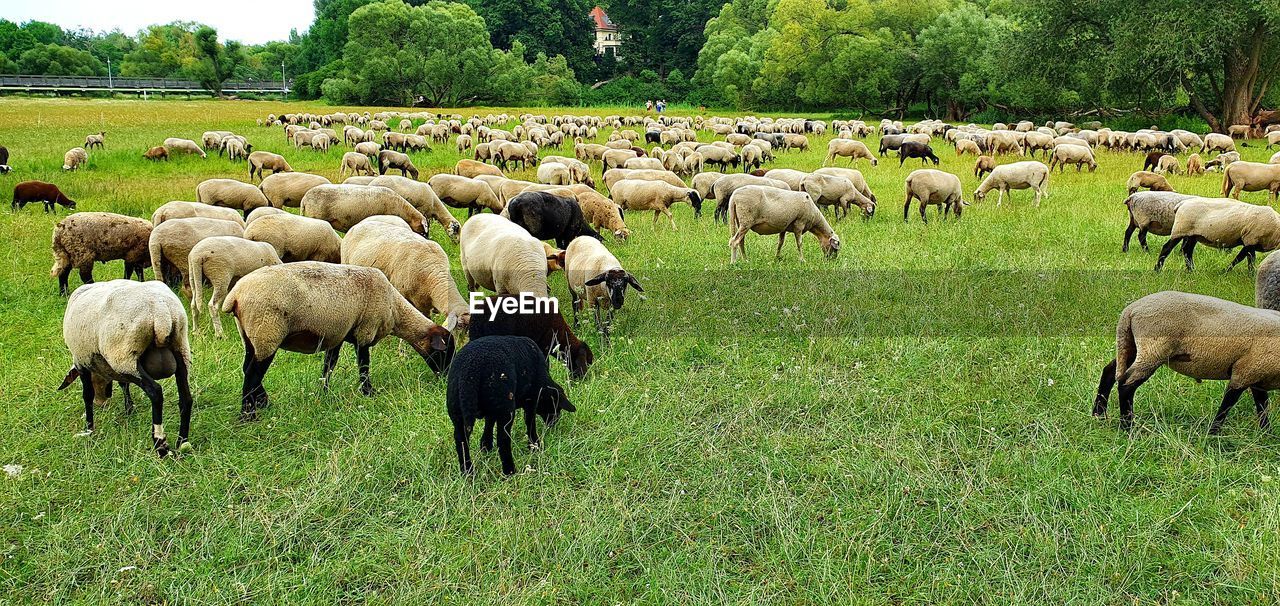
left=824, top=139, right=878, bottom=166
left=355, top=141, right=381, bottom=157
left=1154, top=197, right=1280, bottom=272
left=51, top=212, right=152, bottom=295
left=602, top=168, right=684, bottom=193
left=1228, top=124, right=1252, bottom=139
left=143, top=146, right=169, bottom=161
left=196, top=178, right=274, bottom=216
left=955, top=139, right=982, bottom=156
left=243, top=212, right=342, bottom=263
left=1186, top=153, right=1205, bottom=176
left=728, top=185, right=840, bottom=262
left=710, top=174, right=791, bottom=223
left=610, top=179, right=703, bottom=229
left=506, top=191, right=603, bottom=248
left=973, top=155, right=997, bottom=178
left=1202, top=133, right=1237, bottom=155
left=224, top=262, right=455, bottom=418
left=245, top=207, right=286, bottom=225
left=1120, top=191, right=1196, bottom=253
left=782, top=133, right=810, bottom=151
left=572, top=188, right=630, bottom=241
left=602, top=148, right=639, bottom=171
left=1126, top=170, right=1174, bottom=194
left=12, top=181, right=76, bottom=213
left=446, top=335, right=575, bottom=476
left=248, top=151, right=292, bottom=181
left=897, top=141, right=940, bottom=166
left=1022, top=131, right=1054, bottom=157
left=188, top=236, right=281, bottom=337
left=692, top=171, right=726, bottom=202
left=457, top=134, right=473, bottom=154
left=164, top=138, right=206, bottom=158
left=340, top=152, right=376, bottom=178
left=1222, top=161, right=1280, bottom=202
left=495, top=141, right=538, bottom=171
left=456, top=158, right=503, bottom=179
left=367, top=175, right=462, bottom=240
left=60, top=280, right=193, bottom=456
left=258, top=172, right=330, bottom=209
left=151, top=200, right=244, bottom=227
left=698, top=145, right=739, bottom=171
left=1048, top=144, right=1097, bottom=172
left=1268, top=131, right=1280, bottom=150
left=801, top=172, right=875, bottom=220
left=84, top=131, right=105, bottom=150
left=148, top=217, right=245, bottom=290
left=903, top=169, right=964, bottom=223
left=565, top=235, right=642, bottom=333
left=222, top=137, right=250, bottom=161
left=812, top=167, right=877, bottom=204
left=459, top=214, right=557, bottom=297
left=973, top=161, right=1050, bottom=207
left=376, top=150, right=419, bottom=179
left=1273, top=152, right=1280, bottom=164
left=341, top=217, right=468, bottom=331
left=428, top=173, right=505, bottom=218
left=537, top=162, right=573, bottom=186
left=63, top=147, right=88, bottom=171
left=469, top=294, right=593, bottom=379
left=300, top=184, right=428, bottom=235
left=542, top=155, right=594, bottom=187
left=1092, top=259, right=1280, bottom=432
left=1205, top=151, right=1241, bottom=172
left=1157, top=154, right=1180, bottom=175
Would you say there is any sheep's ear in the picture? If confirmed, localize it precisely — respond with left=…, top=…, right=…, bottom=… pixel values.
left=584, top=272, right=610, bottom=286
left=58, top=367, right=79, bottom=390
left=624, top=273, right=644, bottom=292
left=444, top=312, right=459, bottom=332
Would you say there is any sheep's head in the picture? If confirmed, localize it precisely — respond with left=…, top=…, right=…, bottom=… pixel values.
left=447, top=220, right=462, bottom=242
left=822, top=234, right=841, bottom=259
left=411, top=324, right=455, bottom=374
left=566, top=339, right=594, bottom=380
left=585, top=268, right=643, bottom=310
left=687, top=191, right=703, bottom=217
left=535, top=384, right=576, bottom=427
left=854, top=198, right=876, bottom=220
left=545, top=248, right=567, bottom=274
left=973, top=189, right=988, bottom=204
left=613, top=228, right=631, bottom=242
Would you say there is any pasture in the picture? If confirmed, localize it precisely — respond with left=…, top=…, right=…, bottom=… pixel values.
left=2, top=98, right=1279, bottom=604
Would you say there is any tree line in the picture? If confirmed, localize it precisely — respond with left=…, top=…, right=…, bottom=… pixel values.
left=3, top=0, right=1277, bottom=128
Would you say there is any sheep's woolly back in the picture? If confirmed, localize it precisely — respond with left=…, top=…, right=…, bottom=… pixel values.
left=459, top=214, right=550, bottom=297
left=905, top=169, right=963, bottom=204
left=244, top=212, right=341, bottom=263
left=152, top=201, right=244, bottom=226
left=52, top=212, right=152, bottom=273
left=259, top=172, right=330, bottom=208
left=1170, top=197, right=1280, bottom=251
left=369, top=175, right=458, bottom=227
left=1118, top=290, right=1280, bottom=382
left=300, top=184, right=426, bottom=233
left=64, top=280, right=190, bottom=379
left=602, top=168, right=684, bottom=192
left=341, top=219, right=467, bottom=318
left=149, top=218, right=245, bottom=284
left=1123, top=192, right=1195, bottom=235
left=611, top=180, right=694, bottom=211
left=196, top=179, right=271, bottom=211
left=728, top=185, right=828, bottom=235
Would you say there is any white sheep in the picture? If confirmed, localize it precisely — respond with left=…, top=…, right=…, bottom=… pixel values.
left=974, top=161, right=1050, bottom=207
left=459, top=214, right=556, bottom=297
left=1222, top=161, right=1280, bottom=202
left=1154, top=197, right=1280, bottom=272
left=149, top=217, right=245, bottom=291
left=151, top=201, right=244, bottom=227
left=610, top=179, right=703, bottom=230
left=196, top=178, right=274, bottom=216
left=368, top=175, right=462, bottom=240
left=63, top=147, right=88, bottom=171
left=903, top=169, right=964, bottom=223
left=164, top=138, right=206, bottom=158
left=341, top=217, right=467, bottom=332
left=565, top=235, right=643, bottom=328
left=300, top=184, right=427, bottom=235
left=258, top=172, right=330, bottom=209
left=728, top=185, right=840, bottom=262
left=188, top=236, right=282, bottom=337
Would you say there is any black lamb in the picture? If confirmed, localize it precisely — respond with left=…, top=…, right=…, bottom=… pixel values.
left=446, top=336, right=576, bottom=476
left=468, top=294, right=594, bottom=379
left=898, top=141, right=940, bottom=166
left=505, top=191, right=603, bottom=249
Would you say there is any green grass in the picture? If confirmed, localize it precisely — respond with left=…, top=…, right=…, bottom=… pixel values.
left=2, top=98, right=1280, bottom=604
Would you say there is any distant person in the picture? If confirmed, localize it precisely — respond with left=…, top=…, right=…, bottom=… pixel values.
left=657, top=99, right=666, bottom=113
left=645, top=100, right=653, bottom=112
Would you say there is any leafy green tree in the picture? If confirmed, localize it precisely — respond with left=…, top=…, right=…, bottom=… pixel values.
left=459, top=0, right=597, bottom=76
left=604, top=0, right=726, bottom=76
left=120, top=23, right=200, bottom=78
left=917, top=4, right=1004, bottom=119
left=190, top=26, right=247, bottom=95
left=17, top=44, right=104, bottom=76
left=296, top=0, right=374, bottom=75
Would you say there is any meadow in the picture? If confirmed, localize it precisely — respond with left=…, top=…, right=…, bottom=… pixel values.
left=1, top=97, right=1279, bottom=604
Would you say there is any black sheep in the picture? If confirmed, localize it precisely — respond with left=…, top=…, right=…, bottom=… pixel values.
left=644, top=130, right=662, bottom=144
left=0, top=145, right=9, bottom=173
left=898, top=141, right=940, bottom=166
left=446, top=336, right=576, bottom=476
left=469, top=294, right=594, bottom=379
left=1142, top=151, right=1169, bottom=172
left=505, top=191, right=603, bottom=249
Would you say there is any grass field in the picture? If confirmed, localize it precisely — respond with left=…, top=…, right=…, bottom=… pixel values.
left=2, top=97, right=1280, bottom=604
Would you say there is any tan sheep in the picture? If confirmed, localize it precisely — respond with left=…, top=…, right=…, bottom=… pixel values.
left=728, top=185, right=839, bottom=262
left=196, top=178, right=274, bottom=216
left=459, top=214, right=555, bottom=297
left=245, top=207, right=286, bottom=225
left=259, top=172, right=330, bottom=209
left=1154, top=197, right=1280, bottom=272
left=164, top=138, right=206, bottom=158
left=223, top=262, right=455, bottom=416
left=623, top=157, right=664, bottom=170
left=1048, top=144, right=1097, bottom=172
left=824, top=138, right=878, bottom=166
left=1120, top=191, right=1196, bottom=252
left=455, top=158, right=503, bottom=178
left=427, top=174, right=504, bottom=218
left=537, top=162, right=573, bottom=186
left=974, top=161, right=1050, bottom=207
left=300, top=184, right=427, bottom=235
left=1202, top=133, right=1236, bottom=155
left=610, top=179, right=703, bottom=229
left=341, top=217, right=468, bottom=332
left=354, top=141, right=381, bottom=157
left=1126, top=171, right=1174, bottom=194
left=51, top=212, right=152, bottom=295
left=1222, top=161, right=1280, bottom=202
left=63, top=147, right=88, bottom=171
left=188, top=236, right=281, bottom=337
left=340, top=151, right=376, bottom=178
left=1155, top=154, right=1179, bottom=175
left=709, top=174, right=792, bottom=222
left=903, top=169, right=964, bottom=223
left=954, top=139, right=982, bottom=157
left=603, top=148, right=639, bottom=170
left=692, top=171, right=726, bottom=202
left=143, top=146, right=169, bottom=161
left=248, top=151, right=291, bottom=181
left=148, top=217, right=245, bottom=291
left=802, top=173, right=876, bottom=220
left=378, top=150, right=419, bottom=179
left=573, top=188, right=630, bottom=241
left=602, top=168, right=684, bottom=193
left=243, top=212, right=342, bottom=263
left=812, top=167, right=877, bottom=205
left=368, top=174, right=462, bottom=241
left=1186, top=153, right=1205, bottom=176
left=973, top=155, right=997, bottom=178
left=84, top=131, right=106, bottom=149
left=565, top=235, right=643, bottom=326
left=151, top=200, right=244, bottom=227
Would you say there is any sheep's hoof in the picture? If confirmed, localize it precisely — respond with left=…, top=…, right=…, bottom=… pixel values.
left=479, top=442, right=493, bottom=452
left=178, top=441, right=194, bottom=454
left=74, top=429, right=93, bottom=438
left=239, top=410, right=258, bottom=423
left=529, top=441, right=541, bottom=451
left=155, top=441, right=171, bottom=458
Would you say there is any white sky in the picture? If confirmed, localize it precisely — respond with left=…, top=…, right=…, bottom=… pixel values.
left=3, top=0, right=316, bottom=45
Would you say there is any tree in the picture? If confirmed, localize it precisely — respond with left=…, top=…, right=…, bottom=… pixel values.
left=917, top=4, right=1004, bottom=120
left=190, top=26, right=247, bottom=95
left=459, top=0, right=597, bottom=76
left=605, top=0, right=726, bottom=76
left=17, top=44, right=103, bottom=76
left=121, top=23, right=200, bottom=78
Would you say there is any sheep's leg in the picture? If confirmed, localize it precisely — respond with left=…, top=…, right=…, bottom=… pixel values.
left=794, top=232, right=804, bottom=261
left=996, top=189, right=1004, bottom=207
left=79, top=368, right=95, bottom=435
left=321, top=345, right=341, bottom=391
left=666, top=209, right=677, bottom=231
left=454, top=422, right=474, bottom=475
left=1180, top=238, right=1197, bottom=271
left=524, top=405, right=540, bottom=449
left=1226, top=246, right=1254, bottom=273
left=356, top=345, right=374, bottom=396
left=78, top=266, right=93, bottom=286
left=480, top=418, right=495, bottom=451
left=497, top=411, right=517, bottom=475
left=134, top=369, right=169, bottom=457
left=1209, top=387, right=1247, bottom=434
left=1252, top=388, right=1271, bottom=429
left=240, top=344, right=274, bottom=421
left=919, top=203, right=928, bottom=224
left=902, top=194, right=913, bottom=223
left=56, top=265, right=72, bottom=296
left=1154, top=237, right=1183, bottom=271
left=1093, top=360, right=1117, bottom=417
left=1122, top=224, right=1137, bottom=253
left=775, top=233, right=786, bottom=259
left=174, top=354, right=192, bottom=450
left=1138, top=229, right=1151, bottom=253
left=120, top=382, right=134, bottom=415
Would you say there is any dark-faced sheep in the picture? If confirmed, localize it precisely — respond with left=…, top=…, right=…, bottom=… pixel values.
left=505, top=191, right=603, bottom=249
left=51, top=212, right=153, bottom=295
left=468, top=294, right=594, bottom=379
left=12, top=181, right=76, bottom=213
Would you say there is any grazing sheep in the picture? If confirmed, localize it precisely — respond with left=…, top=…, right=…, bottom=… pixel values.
left=243, top=212, right=342, bottom=263
left=63, top=147, right=88, bottom=171
left=1154, top=197, right=1280, bottom=272
left=1157, top=154, right=1180, bottom=175
left=602, top=168, right=684, bottom=193
left=623, top=157, right=664, bottom=170
left=1227, top=124, right=1251, bottom=139
left=446, top=335, right=575, bottom=475
left=340, top=152, right=376, bottom=178
left=355, top=141, right=381, bottom=157
left=572, top=188, right=630, bottom=241
left=1126, top=171, right=1174, bottom=194
left=468, top=294, right=593, bottom=379
left=60, top=280, right=193, bottom=456
left=1049, top=144, right=1097, bottom=172
left=710, top=174, right=791, bottom=223
left=802, top=173, right=875, bottom=220
left=697, top=145, right=739, bottom=171
left=224, top=262, right=455, bottom=418
left=610, top=179, right=703, bottom=229
left=341, top=217, right=467, bottom=331
left=897, top=141, right=940, bottom=166
left=903, top=169, right=964, bottom=223
left=51, top=212, right=152, bottom=295
left=148, top=217, right=245, bottom=290
left=12, top=180, right=76, bottom=212
left=378, top=150, right=418, bottom=179
left=1205, top=151, right=1241, bottom=172
left=692, top=171, right=726, bottom=202
left=812, top=167, right=877, bottom=204
left=196, top=178, right=274, bottom=216
left=602, top=148, right=640, bottom=171
left=1222, top=161, right=1280, bottom=202
left=245, top=207, right=286, bottom=224
left=955, top=139, right=982, bottom=156
left=825, top=138, right=878, bottom=166
left=1202, top=133, right=1237, bottom=155
left=1186, top=153, right=1205, bottom=176
left=1120, top=191, right=1196, bottom=253
left=188, top=236, right=281, bottom=337
left=506, top=191, right=603, bottom=248
left=84, top=132, right=105, bottom=149
left=456, top=158, right=503, bottom=179
left=973, top=155, right=997, bottom=178
left=248, top=151, right=292, bottom=181
left=152, top=200, right=244, bottom=227
left=367, top=175, right=461, bottom=240
left=565, top=235, right=643, bottom=330
left=537, top=162, right=573, bottom=186
left=973, top=161, right=1050, bottom=207
left=222, top=137, right=250, bottom=161
left=300, top=184, right=427, bottom=235
left=143, top=146, right=169, bottom=161
left=259, top=172, right=330, bottom=209
left=495, top=141, right=538, bottom=171
left=428, top=173, right=504, bottom=218
left=459, top=214, right=557, bottom=297
left=1093, top=259, right=1280, bottom=432
left=728, top=185, right=839, bottom=262
left=164, top=138, right=206, bottom=158
left=457, top=134, right=474, bottom=154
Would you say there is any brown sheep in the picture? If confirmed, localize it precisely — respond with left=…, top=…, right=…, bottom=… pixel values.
left=248, top=151, right=292, bottom=181
left=143, top=146, right=169, bottom=161
left=51, top=212, right=152, bottom=295
left=12, top=181, right=76, bottom=212
left=974, top=155, right=996, bottom=178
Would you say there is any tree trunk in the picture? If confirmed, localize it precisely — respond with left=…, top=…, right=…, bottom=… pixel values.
left=945, top=100, right=964, bottom=122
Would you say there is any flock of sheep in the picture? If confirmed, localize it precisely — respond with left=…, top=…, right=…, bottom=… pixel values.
left=14, top=107, right=1280, bottom=473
